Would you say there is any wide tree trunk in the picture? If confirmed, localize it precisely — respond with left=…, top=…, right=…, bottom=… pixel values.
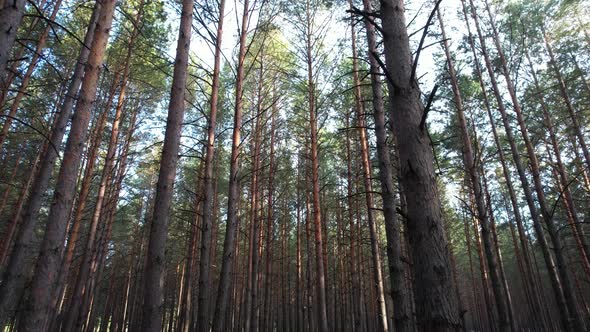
left=359, top=0, right=412, bottom=329
left=378, top=0, right=461, bottom=329
left=0, top=0, right=27, bottom=86
left=141, top=0, right=193, bottom=330
left=0, top=1, right=114, bottom=328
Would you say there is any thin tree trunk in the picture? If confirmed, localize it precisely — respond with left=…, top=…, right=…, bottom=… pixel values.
left=296, top=169, right=303, bottom=332
left=211, top=0, right=249, bottom=329
left=0, top=151, right=39, bottom=269
left=438, top=10, right=512, bottom=330
left=304, top=2, right=328, bottom=329
left=543, top=29, right=590, bottom=173
left=304, top=163, right=315, bottom=332
left=245, top=72, right=264, bottom=331
left=262, top=100, right=277, bottom=332
left=475, top=0, right=584, bottom=329
left=0, top=0, right=62, bottom=148
left=460, top=3, right=548, bottom=328
left=0, top=152, right=22, bottom=223
left=345, top=112, right=361, bottom=332
left=63, top=5, right=144, bottom=325
left=84, top=102, right=140, bottom=332
left=347, top=3, right=388, bottom=330
left=462, top=203, right=484, bottom=331
left=488, top=3, right=586, bottom=330
left=52, top=69, right=120, bottom=327
left=470, top=196, right=495, bottom=331
left=527, top=53, right=590, bottom=278
left=195, top=0, right=225, bottom=329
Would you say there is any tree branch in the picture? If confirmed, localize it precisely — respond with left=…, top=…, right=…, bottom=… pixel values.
left=420, top=84, right=439, bottom=130
left=411, top=0, right=443, bottom=83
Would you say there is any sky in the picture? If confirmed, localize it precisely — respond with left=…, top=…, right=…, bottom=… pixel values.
left=159, top=0, right=467, bottom=82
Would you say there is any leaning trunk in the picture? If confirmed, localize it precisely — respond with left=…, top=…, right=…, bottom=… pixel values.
left=141, top=0, right=193, bottom=329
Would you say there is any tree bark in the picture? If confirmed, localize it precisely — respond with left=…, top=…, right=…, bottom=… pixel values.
left=52, top=3, right=144, bottom=326
left=304, top=1, right=328, bottom=329
left=244, top=85, right=263, bottom=332
left=51, top=68, right=120, bottom=329
left=347, top=3, right=388, bottom=330
left=526, top=52, right=590, bottom=278
left=476, top=1, right=585, bottom=329
left=543, top=29, right=590, bottom=173
left=141, top=0, right=193, bottom=329
left=378, top=0, right=462, bottom=329
left=0, top=0, right=62, bottom=148
left=0, top=1, right=114, bottom=328
left=211, top=0, right=249, bottom=330
left=0, top=152, right=21, bottom=222
left=195, top=0, right=225, bottom=329
left=359, top=0, right=412, bottom=329
left=438, top=10, right=513, bottom=330
left=262, top=99, right=277, bottom=332
left=0, top=0, right=27, bottom=87
left=460, top=3, right=548, bottom=328
left=0, top=151, right=39, bottom=269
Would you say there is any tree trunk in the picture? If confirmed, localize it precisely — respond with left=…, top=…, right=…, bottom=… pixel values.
left=262, top=100, right=277, bottom=332
left=0, top=0, right=27, bottom=86
left=472, top=1, right=584, bottom=329
left=56, top=3, right=144, bottom=326
left=438, top=10, right=513, bottom=330
left=245, top=68, right=264, bottom=331
left=543, top=29, right=590, bottom=173
left=141, top=0, right=193, bottom=329
left=0, top=0, right=62, bottom=148
left=344, top=113, right=363, bottom=332
left=0, top=152, right=22, bottom=223
left=211, top=0, right=249, bottom=330
left=460, top=3, right=548, bottom=328
left=52, top=68, right=120, bottom=328
left=378, top=0, right=462, bottom=329
left=347, top=3, right=389, bottom=330
left=296, top=169, right=303, bottom=332
left=305, top=2, right=328, bottom=330
left=360, top=0, right=412, bottom=329
left=0, top=3, right=101, bottom=324
left=0, top=1, right=114, bottom=328
left=0, top=151, right=39, bottom=269
left=195, top=0, right=225, bottom=329
left=526, top=53, right=590, bottom=278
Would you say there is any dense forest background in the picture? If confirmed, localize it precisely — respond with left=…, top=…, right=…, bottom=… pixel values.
left=0, top=0, right=589, bottom=331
